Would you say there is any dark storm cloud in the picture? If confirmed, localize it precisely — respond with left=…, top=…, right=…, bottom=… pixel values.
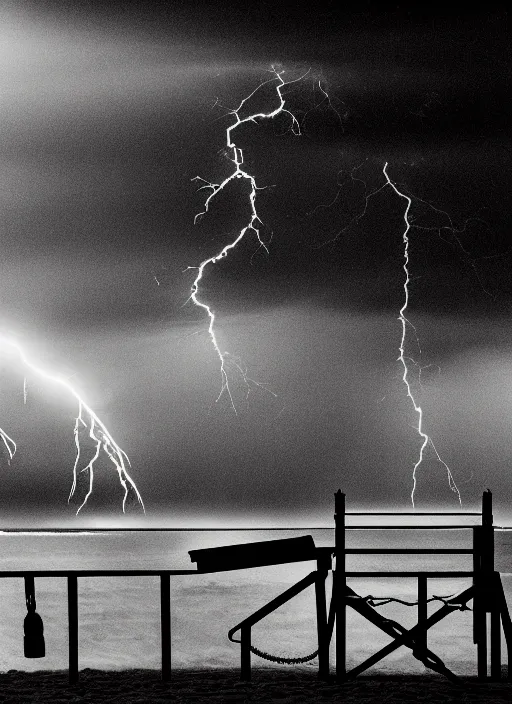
left=1, top=3, right=510, bottom=524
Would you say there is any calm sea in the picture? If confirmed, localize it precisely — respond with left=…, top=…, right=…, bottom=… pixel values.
left=0, top=528, right=511, bottom=675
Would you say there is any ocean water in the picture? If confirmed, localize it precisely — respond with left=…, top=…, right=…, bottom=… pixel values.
left=0, top=528, right=510, bottom=676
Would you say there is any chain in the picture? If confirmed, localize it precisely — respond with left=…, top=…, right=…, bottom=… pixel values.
left=249, top=644, right=319, bottom=664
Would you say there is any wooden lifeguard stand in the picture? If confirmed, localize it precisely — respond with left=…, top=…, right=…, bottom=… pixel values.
left=218, top=489, right=511, bottom=683
left=333, top=489, right=512, bottom=683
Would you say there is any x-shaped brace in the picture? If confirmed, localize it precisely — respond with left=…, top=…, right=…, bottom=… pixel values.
left=340, top=583, right=475, bottom=683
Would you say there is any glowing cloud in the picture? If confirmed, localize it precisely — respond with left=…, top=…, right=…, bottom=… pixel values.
left=0, top=336, right=144, bottom=514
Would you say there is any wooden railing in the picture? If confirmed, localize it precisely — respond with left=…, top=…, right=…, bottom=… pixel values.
left=1, top=491, right=510, bottom=685
left=0, top=567, right=196, bottom=683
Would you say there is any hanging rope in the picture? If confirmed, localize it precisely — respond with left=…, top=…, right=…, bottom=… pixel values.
left=25, top=575, right=37, bottom=612
left=348, top=593, right=472, bottom=611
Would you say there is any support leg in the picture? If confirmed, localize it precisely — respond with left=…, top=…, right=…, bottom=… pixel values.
left=241, top=627, right=251, bottom=681
left=490, top=608, right=501, bottom=680
left=315, top=568, right=329, bottom=680
left=477, top=612, right=487, bottom=680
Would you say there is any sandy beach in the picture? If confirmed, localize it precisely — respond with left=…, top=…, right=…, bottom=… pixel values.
left=0, top=668, right=511, bottom=703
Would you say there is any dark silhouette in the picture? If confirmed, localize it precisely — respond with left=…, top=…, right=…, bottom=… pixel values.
left=23, top=576, right=45, bottom=658
left=196, top=490, right=512, bottom=685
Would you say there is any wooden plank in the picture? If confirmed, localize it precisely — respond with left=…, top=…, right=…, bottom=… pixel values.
left=67, top=576, right=79, bottom=684
left=160, top=574, right=171, bottom=682
left=189, top=535, right=316, bottom=572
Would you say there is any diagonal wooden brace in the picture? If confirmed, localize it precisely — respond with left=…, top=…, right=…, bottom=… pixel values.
left=344, top=584, right=475, bottom=683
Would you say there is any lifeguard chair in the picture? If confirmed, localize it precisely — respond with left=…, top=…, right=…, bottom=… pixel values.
left=191, top=490, right=512, bottom=684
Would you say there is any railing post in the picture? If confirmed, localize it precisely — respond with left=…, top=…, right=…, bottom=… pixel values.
left=315, top=554, right=330, bottom=680
left=417, top=574, right=428, bottom=656
left=335, top=489, right=346, bottom=683
left=67, top=575, right=79, bottom=684
left=160, top=573, right=171, bottom=681
left=240, top=626, right=251, bottom=681
left=481, top=490, right=501, bottom=681
left=482, top=490, right=494, bottom=573
left=474, top=525, right=487, bottom=679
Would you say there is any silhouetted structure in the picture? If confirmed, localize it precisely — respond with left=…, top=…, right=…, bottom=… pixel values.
left=225, top=490, right=511, bottom=684
left=0, top=491, right=510, bottom=685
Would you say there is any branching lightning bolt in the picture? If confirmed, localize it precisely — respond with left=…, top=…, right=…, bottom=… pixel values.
left=0, top=337, right=144, bottom=514
left=310, top=159, right=465, bottom=506
left=187, top=66, right=309, bottom=412
left=382, top=163, right=461, bottom=508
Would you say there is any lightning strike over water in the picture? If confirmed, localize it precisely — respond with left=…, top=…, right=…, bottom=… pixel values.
left=382, top=163, right=462, bottom=509
left=0, top=337, right=144, bottom=515
left=188, top=67, right=309, bottom=412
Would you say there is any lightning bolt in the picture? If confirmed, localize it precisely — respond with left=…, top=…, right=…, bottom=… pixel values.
left=0, top=336, right=144, bottom=515
left=310, top=159, right=464, bottom=507
left=382, top=163, right=461, bottom=508
left=187, top=66, right=309, bottom=412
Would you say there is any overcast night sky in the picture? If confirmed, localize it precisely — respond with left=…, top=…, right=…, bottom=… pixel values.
left=0, top=3, right=510, bottom=526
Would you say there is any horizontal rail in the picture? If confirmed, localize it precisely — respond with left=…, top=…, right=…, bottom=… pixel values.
left=344, top=548, right=474, bottom=554
left=343, top=525, right=481, bottom=530
left=0, top=527, right=335, bottom=533
left=2, top=525, right=509, bottom=534
left=345, top=571, right=475, bottom=577
left=0, top=570, right=197, bottom=578
left=0, top=568, right=479, bottom=579
left=345, top=512, right=482, bottom=516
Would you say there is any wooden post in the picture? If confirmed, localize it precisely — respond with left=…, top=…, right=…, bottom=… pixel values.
left=474, top=525, right=487, bottom=680
left=476, top=490, right=494, bottom=680
left=481, top=490, right=494, bottom=573
left=472, top=525, right=481, bottom=645
left=417, top=574, right=428, bottom=656
left=240, top=626, right=251, bottom=681
left=67, top=576, right=79, bottom=684
left=335, top=490, right=346, bottom=683
left=315, top=557, right=329, bottom=680
left=481, top=491, right=501, bottom=680
left=490, top=602, right=501, bottom=680
left=160, top=573, right=171, bottom=681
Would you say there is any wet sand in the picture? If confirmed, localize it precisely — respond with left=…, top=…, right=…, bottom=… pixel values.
left=0, top=668, right=511, bottom=703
